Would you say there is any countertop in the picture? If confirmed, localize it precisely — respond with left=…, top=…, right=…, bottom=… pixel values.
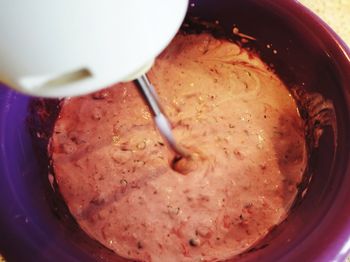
left=299, top=0, right=350, bottom=46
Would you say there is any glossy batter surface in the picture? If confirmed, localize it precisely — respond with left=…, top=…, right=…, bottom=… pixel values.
left=51, top=34, right=307, bottom=262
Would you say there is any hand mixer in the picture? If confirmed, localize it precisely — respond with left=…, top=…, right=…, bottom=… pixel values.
left=0, top=0, right=189, bottom=157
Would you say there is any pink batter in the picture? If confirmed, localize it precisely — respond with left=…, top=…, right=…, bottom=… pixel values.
left=50, top=34, right=307, bottom=262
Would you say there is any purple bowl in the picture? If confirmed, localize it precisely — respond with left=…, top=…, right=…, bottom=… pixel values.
left=1, top=0, right=350, bottom=261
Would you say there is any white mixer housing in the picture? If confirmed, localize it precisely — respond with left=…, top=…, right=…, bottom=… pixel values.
left=0, top=0, right=188, bottom=97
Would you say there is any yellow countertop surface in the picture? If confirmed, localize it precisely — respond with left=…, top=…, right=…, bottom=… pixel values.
left=299, top=0, right=350, bottom=46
